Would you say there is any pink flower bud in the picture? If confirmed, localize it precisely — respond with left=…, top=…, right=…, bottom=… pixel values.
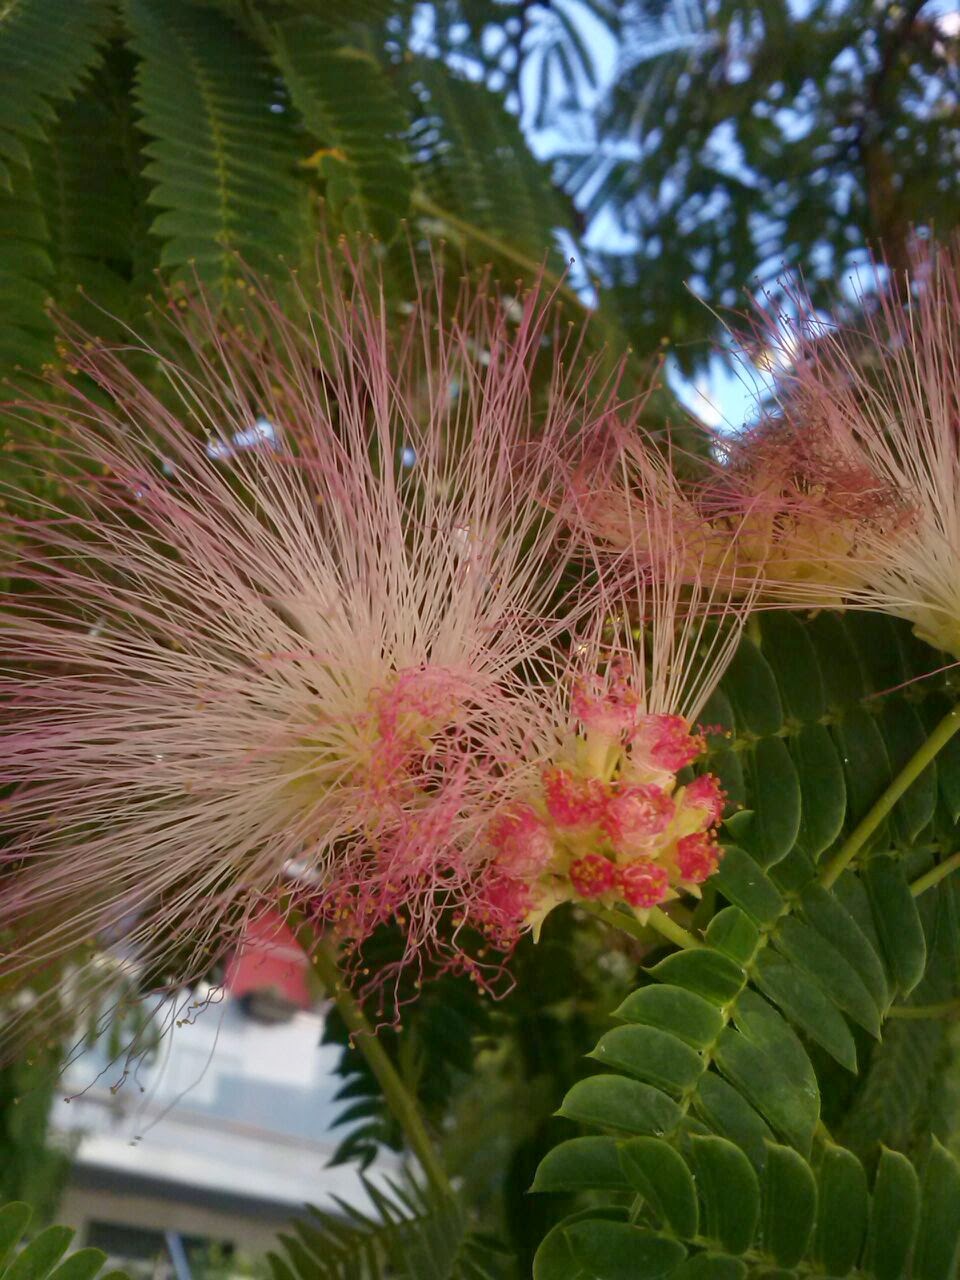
left=569, top=853, right=618, bottom=899
left=618, top=859, right=670, bottom=908
left=487, top=805, right=555, bottom=876
left=602, top=783, right=675, bottom=847
left=681, top=773, right=725, bottom=825
left=676, top=832, right=720, bottom=884
left=571, top=667, right=639, bottom=738
left=634, top=713, right=705, bottom=772
left=542, top=766, right=607, bottom=828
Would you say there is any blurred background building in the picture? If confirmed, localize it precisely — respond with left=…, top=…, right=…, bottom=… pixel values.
left=48, top=919, right=394, bottom=1276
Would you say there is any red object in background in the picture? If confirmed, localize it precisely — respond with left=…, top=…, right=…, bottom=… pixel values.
left=225, top=912, right=313, bottom=1020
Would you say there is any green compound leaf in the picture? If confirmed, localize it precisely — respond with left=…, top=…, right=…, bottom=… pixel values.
left=531, top=1136, right=957, bottom=1278
left=773, top=916, right=881, bottom=1037
left=266, top=1256, right=296, bottom=1280
left=618, top=1137, right=699, bottom=1237
left=690, top=1073, right=774, bottom=1168
left=734, top=992, right=819, bottom=1111
left=556, top=1076, right=683, bottom=1137
left=760, top=1143, right=817, bottom=1268
left=924, top=693, right=960, bottom=821
left=807, top=612, right=866, bottom=709
left=0, top=160, right=54, bottom=373
left=0, top=1205, right=31, bottom=1272
left=0, top=0, right=113, bottom=185
left=534, top=1208, right=629, bottom=1280
left=272, top=16, right=411, bottom=241
left=752, top=949, right=859, bottom=1073
left=703, top=906, right=760, bottom=966
left=45, top=1254, right=110, bottom=1280
left=713, top=1000, right=820, bottom=1151
left=913, top=1139, right=960, bottom=1280
left=834, top=706, right=894, bottom=834
left=688, top=1136, right=760, bottom=1256
left=767, top=844, right=818, bottom=895
left=588, top=1025, right=704, bottom=1096
left=878, top=700, right=939, bottom=844
left=562, top=1220, right=686, bottom=1279
left=758, top=611, right=826, bottom=723
left=128, top=0, right=309, bottom=284
left=789, top=723, right=847, bottom=859
left=834, top=873, right=888, bottom=968
left=278, top=1170, right=511, bottom=1280
left=863, top=856, right=927, bottom=996
left=721, top=637, right=783, bottom=736
left=812, top=1144, right=869, bottom=1276
left=408, top=60, right=574, bottom=265
left=534, top=611, right=960, bottom=1280
left=714, top=845, right=785, bottom=926
left=845, top=612, right=909, bottom=696
left=531, top=1138, right=630, bottom=1194
left=747, top=736, right=802, bottom=866
left=645, top=950, right=745, bottom=1006
left=613, top=986, right=723, bottom=1050
left=671, top=1256, right=746, bottom=1280
left=720, top=1043, right=804, bottom=1146
left=0, top=1216, right=125, bottom=1280
left=4, top=1229, right=72, bottom=1280
left=798, top=883, right=890, bottom=1011
left=863, top=1147, right=920, bottom=1280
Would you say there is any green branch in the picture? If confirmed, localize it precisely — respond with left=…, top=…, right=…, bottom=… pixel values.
left=288, top=913, right=451, bottom=1195
left=821, top=704, right=960, bottom=889
left=910, top=849, right=960, bottom=897
left=888, top=998, right=960, bottom=1020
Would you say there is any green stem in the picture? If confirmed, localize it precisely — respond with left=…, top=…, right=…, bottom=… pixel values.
left=648, top=907, right=702, bottom=951
left=583, top=902, right=701, bottom=950
left=887, top=998, right=960, bottom=1020
left=820, top=705, right=960, bottom=889
left=910, top=849, right=960, bottom=897
left=289, top=914, right=451, bottom=1195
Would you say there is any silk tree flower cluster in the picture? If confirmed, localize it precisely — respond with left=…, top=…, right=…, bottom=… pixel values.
left=724, top=236, right=960, bottom=655
left=470, top=436, right=761, bottom=945
left=562, top=239, right=960, bottom=669
left=477, top=672, right=725, bottom=941
left=0, top=249, right=755, bottom=1032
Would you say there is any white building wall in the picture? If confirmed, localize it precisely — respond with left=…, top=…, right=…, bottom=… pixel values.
left=50, top=997, right=399, bottom=1261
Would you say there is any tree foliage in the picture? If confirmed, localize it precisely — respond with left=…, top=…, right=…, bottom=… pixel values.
left=2, top=0, right=957, bottom=371
left=0, top=1202, right=127, bottom=1280
left=0, top=0, right=586, bottom=387
left=309, top=612, right=960, bottom=1275
left=523, top=609, right=960, bottom=1274
left=557, top=0, right=960, bottom=368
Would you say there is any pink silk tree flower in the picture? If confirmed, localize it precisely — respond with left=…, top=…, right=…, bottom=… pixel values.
left=545, top=409, right=776, bottom=603
left=469, top=434, right=762, bottom=944
left=726, top=237, right=960, bottom=653
left=0, top=250, right=627, bottom=1025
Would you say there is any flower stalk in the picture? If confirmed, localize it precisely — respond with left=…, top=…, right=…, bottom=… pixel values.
left=289, top=912, right=451, bottom=1196
left=582, top=901, right=701, bottom=950
left=820, top=705, right=960, bottom=888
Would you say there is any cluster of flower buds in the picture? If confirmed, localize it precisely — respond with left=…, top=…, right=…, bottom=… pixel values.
left=477, top=668, right=724, bottom=941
